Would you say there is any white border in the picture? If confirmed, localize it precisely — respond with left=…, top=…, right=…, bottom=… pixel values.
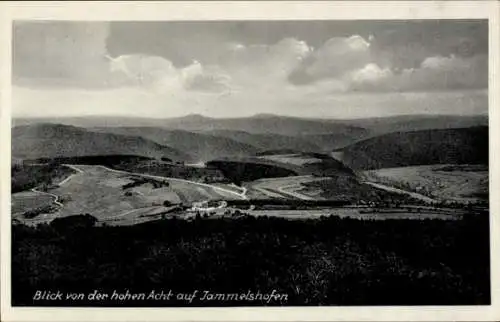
left=1, top=1, right=499, bottom=321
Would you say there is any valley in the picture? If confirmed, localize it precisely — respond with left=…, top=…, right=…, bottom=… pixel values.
left=10, top=114, right=489, bottom=226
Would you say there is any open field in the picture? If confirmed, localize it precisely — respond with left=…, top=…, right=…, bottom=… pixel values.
left=99, top=165, right=246, bottom=200
left=209, top=183, right=246, bottom=194
left=363, top=164, right=489, bottom=203
left=21, top=165, right=163, bottom=222
left=12, top=164, right=243, bottom=225
left=362, top=181, right=438, bottom=204
left=11, top=191, right=55, bottom=214
left=257, top=153, right=324, bottom=166
left=246, top=176, right=326, bottom=200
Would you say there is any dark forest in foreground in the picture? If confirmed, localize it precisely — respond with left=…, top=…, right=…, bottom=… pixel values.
left=12, top=214, right=490, bottom=306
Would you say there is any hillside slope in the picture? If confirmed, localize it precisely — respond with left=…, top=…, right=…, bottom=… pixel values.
left=302, top=132, right=372, bottom=150
left=341, top=126, right=488, bottom=170
left=340, top=115, right=488, bottom=135
left=207, top=152, right=355, bottom=184
left=163, top=114, right=369, bottom=136
left=91, top=127, right=259, bottom=161
left=205, top=130, right=325, bottom=152
left=12, top=124, right=189, bottom=161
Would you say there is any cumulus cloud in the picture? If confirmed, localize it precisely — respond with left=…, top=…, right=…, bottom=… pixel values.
left=348, top=54, right=487, bottom=92
left=106, top=55, right=231, bottom=93
left=184, top=65, right=232, bottom=93
left=13, top=22, right=231, bottom=94
left=285, top=34, right=487, bottom=93
left=107, top=54, right=180, bottom=90
left=13, top=21, right=487, bottom=95
left=219, top=37, right=311, bottom=87
left=349, top=63, right=393, bottom=84
left=289, top=35, right=372, bottom=84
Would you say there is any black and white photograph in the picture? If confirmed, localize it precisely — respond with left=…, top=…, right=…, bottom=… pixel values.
left=1, top=1, right=499, bottom=321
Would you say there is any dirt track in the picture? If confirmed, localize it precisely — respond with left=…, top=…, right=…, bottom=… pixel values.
left=247, top=176, right=325, bottom=200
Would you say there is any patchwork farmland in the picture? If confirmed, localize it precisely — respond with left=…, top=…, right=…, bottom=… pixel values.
left=13, top=164, right=243, bottom=225
left=363, top=164, right=489, bottom=204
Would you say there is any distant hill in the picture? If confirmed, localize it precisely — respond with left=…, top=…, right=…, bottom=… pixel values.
left=12, top=124, right=189, bottom=161
left=337, top=115, right=488, bottom=135
left=302, top=132, right=372, bottom=150
left=341, top=126, right=488, bottom=170
left=14, top=114, right=370, bottom=136
left=205, top=130, right=325, bottom=152
left=90, top=127, right=259, bottom=161
left=12, top=116, right=171, bottom=128
left=13, top=114, right=488, bottom=155
left=164, top=114, right=369, bottom=136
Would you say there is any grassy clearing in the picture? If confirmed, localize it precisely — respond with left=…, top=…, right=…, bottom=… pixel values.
left=25, top=165, right=231, bottom=222
left=247, top=176, right=326, bottom=200
left=169, top=181, right=222, bottom=204
left=39, top=165, right=177, bottom=220
left=301, top=175, right=423, bottom=206
left=11, top=192, right=55, bottom=214
left=257, top=154, right=323, bottom=166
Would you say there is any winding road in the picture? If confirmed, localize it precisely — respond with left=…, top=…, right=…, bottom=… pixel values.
left=362, top=181, right=438, bottom=204
left=30, top=188, right=63, bottom=207
left=21, top=164, right=248, bottom=222
left=250, top=176, right=322, bottom=200
left=277, top=184, right=316, bottom=200
left=57, top=164, right=247, bottom=201
left=91, top=165, right=248, bottom=200
left=28, top=164, right=85, bottom=208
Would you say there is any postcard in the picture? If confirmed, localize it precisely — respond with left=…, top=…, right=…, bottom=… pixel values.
left=1, top=1, right=499, bottom=321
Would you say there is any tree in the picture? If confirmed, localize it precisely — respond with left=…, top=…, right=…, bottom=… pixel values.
left=51, top=214, right=98, bottom=230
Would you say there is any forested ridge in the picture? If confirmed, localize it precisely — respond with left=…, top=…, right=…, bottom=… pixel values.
left=12, top=214, right=490, bottom=306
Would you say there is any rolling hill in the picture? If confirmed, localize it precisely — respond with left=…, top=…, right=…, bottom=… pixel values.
left=12, top=114, right=488, bottom=158
left=90, top=127, right=259, bottom=161
left=205, top=129, right=325, bottom=152
left=161, top=114, right=370, bottom=136
left=14, top=114, right=370, bottom=136
left=11, top=124, right=189, bottom=161
left=336, top=114, right=489, bottom=135
left=341, top=126, right=488, bottom=170
left=302, top=132, right=372, bottom=150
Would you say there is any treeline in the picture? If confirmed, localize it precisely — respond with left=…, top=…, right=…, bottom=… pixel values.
left=12, top=214, right=490, bottom=306
left=30, top=155, right=153, bottom=167
left=29, top=155, right=228, bottom=183
left=115, top=162, right=225, bottom=183
left=223, top=199, right=351, bottom=208
left=11, top=163, right=75, bottom=193
left=122, top=177, right=170, bottom=190
left=206, top=160, right=299, bottom=185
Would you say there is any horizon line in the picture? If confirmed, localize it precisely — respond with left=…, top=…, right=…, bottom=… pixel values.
left=11, top=112, right=489, bottom=121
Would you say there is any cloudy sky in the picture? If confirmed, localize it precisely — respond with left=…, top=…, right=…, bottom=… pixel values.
left=12, top=20, right=488, bottom=119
